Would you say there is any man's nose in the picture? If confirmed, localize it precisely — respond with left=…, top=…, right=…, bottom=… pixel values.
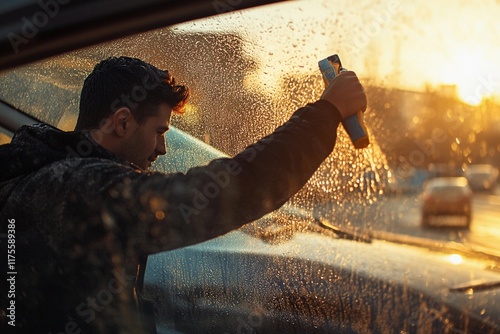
left=157, top=135, right=167, bottom=155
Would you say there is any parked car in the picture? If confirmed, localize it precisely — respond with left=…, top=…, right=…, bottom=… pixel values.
left=464, top=164, right=499, bottom=192
left=428, top=162, right=463, bottom=178
left=2, top=1, right=500, bottom=333
left=422, top=177, right=473, bottom=228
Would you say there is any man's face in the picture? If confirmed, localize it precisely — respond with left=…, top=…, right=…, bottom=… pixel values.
left=122, top=103, right=172, bottom=170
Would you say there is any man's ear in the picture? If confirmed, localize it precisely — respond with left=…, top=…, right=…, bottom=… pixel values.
left=111, top=107, right=134, bottom=137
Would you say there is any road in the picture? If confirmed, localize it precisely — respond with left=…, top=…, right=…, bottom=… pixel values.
left=369, top=189, right=500, bottom=258
left=311, top=187, right=500, bottom=258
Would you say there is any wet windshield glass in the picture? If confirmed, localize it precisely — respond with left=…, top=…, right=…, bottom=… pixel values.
left=1, top=0, right=500, bottom=254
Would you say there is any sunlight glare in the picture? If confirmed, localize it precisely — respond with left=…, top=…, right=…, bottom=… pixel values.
left=438, top=49, right=490, bottom=106
left=447, top=254, right=463, bottom=265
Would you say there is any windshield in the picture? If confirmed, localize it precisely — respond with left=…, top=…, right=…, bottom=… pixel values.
left=1, top=0, right=500, bottom=255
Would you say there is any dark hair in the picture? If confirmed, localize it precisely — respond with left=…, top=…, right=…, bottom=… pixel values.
left=75, top=56, right=189, bottom=130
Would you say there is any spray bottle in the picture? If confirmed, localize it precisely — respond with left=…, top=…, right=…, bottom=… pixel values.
left=318, top=54, right=369, bottom=149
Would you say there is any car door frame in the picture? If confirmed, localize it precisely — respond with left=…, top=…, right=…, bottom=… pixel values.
left=0, top=0, right=285, bottom=72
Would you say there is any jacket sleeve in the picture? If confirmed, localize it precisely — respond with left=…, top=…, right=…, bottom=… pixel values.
left=105, top=100, right=342, bottom=254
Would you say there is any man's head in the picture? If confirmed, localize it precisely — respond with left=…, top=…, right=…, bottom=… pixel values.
left=75, top=56, right=189, bottom=169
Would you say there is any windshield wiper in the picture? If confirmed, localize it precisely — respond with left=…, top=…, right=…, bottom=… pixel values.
left=243, top=205, right=372, bottom=244
left=278, top=204, right=373, bottom=243
left=449, top=280, right=500, bottom=293
left=315, top=217, right=372, bottom=243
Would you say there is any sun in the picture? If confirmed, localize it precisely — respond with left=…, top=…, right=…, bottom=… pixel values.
left=438, top=49, right=494, bottom=106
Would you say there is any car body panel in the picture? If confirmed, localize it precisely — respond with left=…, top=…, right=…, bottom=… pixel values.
left=145, top=228, right=500, bottom=333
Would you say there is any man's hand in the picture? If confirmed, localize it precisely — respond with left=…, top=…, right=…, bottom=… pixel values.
left=320, top=71, right=367, bottom=120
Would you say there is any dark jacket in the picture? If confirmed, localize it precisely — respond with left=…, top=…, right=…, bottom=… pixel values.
left=0, top=100, right=341, bottom=333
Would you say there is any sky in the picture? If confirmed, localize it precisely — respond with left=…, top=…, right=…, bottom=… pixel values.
left=173, top=0, right=500, bottom=105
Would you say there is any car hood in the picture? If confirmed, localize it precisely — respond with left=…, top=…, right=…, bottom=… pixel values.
left=146, top=227, right=500, bottom=333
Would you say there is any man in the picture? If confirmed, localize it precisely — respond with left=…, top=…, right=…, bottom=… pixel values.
left=0, top=56, right=366, bottom=333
